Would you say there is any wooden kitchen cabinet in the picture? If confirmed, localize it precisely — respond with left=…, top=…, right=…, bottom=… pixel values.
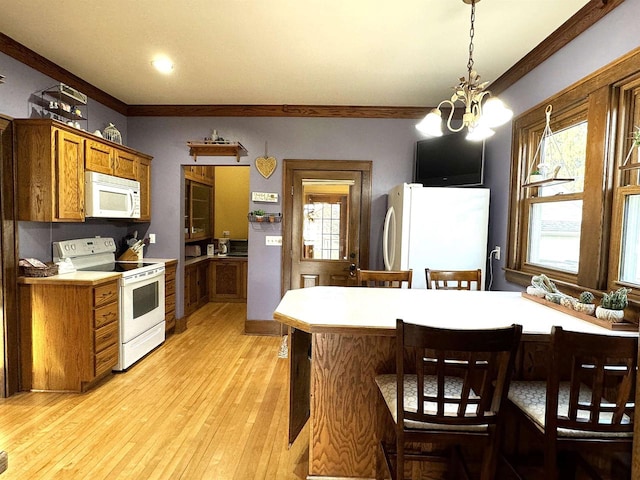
left=210, top=257, right=247, bottom=302
left=85, top=139, right=136, bottom=180
left=164, top=260, right=177, bottom=333
left=15, top=119, right=85, bottom=222
left=19, top=276, right=120, bottom=392
left=184, top=259, right=210, bottom=316
left=185, top=165, right=214, bottom=185
left=185, top=180, right=213, bottom=240
left=15, top=118, right=153, bottom=223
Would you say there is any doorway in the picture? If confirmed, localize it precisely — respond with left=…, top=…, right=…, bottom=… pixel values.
left=282, top=160, right=372, bottom=291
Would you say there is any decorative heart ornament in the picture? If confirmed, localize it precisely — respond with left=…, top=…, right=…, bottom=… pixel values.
left=256, top=156, right=276, bottom=178
left=255, top=142, right=277, bottom=178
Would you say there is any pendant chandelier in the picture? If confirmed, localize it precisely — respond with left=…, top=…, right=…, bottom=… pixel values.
left=416, top=0, right=513, bottom=141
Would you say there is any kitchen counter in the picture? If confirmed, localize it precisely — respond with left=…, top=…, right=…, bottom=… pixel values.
left=18, top=271, right=121, bottom=286
left=184, top=254, right=247, bottom=266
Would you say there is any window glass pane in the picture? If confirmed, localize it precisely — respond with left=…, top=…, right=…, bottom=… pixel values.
left=620, top=194, right=640, bottom=285
left=301, top=181, right=351, bottom=260
left=539, top=121, right=587, bottom=196
left=528, top=200, right=582, bottom=273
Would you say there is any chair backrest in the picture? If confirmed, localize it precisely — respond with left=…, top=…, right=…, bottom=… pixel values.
left=357, top=269, right=412, bottom=288
left=425, top=268, right=482, bottom=290
left=396, top=319, right=522, bottom=428
left=547, top=326, right=637, bottom=434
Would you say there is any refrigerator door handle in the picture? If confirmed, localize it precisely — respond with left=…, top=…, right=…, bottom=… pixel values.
left=383, top=206, right=396, bottom=270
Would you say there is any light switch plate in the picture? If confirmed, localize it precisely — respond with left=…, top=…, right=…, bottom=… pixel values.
left=265, top=236, right=282, bottom=246
left=252, top=192, right=279, bottom=203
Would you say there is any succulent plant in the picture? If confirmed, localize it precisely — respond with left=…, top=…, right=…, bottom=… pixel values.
left=579, top=291, right=594, bottom=304
left=600, top=287, right=631, bottom=310
left=252, top=209, right=266, bottom=216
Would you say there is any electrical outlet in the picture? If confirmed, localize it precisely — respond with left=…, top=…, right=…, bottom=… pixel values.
left=494, top=246, right=501, bottom=260
left=223, top=230, right=230, bottom=237
left=149, top=233, right=156, bottom=244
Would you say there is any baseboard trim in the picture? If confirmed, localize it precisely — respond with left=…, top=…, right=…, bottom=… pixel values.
left=244, top=320, right=283, bottom=336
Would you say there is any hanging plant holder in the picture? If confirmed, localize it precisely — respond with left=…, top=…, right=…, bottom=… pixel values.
left=523, top=105, right=575, bottom=188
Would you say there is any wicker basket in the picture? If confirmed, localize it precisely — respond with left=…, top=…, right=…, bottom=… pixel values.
left=20, top=262, right=58, bottom=277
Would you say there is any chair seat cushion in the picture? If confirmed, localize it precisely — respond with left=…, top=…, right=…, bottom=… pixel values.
left=508, top=381, right=632, bottom=439
left=375, top=374, right=488, bottom=432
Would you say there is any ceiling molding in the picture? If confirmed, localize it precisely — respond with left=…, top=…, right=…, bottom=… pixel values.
left=0, top=0, right=625, bottom=119
left=126, top=104, right=431, bottom=119
left=0, top=33, right=128, bottom=115
left=489, top=0, right=625, bottom=95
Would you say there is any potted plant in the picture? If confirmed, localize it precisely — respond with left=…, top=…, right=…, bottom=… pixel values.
left=529, top=169, right=544, bottom=183
left=595, top=287, right=631, bottom=322
left=573, top=291, right=595, bottom=315
left=252, top=209, right=266, bottom=222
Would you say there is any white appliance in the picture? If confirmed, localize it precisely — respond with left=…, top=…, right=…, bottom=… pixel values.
left=85, top=172, right=141, bottom=219
left=383, top=183, right=490, bottom=289
left=53, top=237, right=165, bottom=371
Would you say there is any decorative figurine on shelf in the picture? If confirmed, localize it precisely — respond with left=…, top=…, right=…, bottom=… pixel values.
left=103, top=123, right=122, bottom=144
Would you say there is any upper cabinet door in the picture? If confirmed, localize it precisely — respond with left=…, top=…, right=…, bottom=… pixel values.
left=114, top=149, right=137, bottom=180
left=55, top=129, right=85, bottom=221
left=85, top=139, right=114, bottom=175
left=136, top=156, right=151, bottom=222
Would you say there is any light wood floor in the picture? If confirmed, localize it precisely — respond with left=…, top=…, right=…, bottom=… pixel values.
left=0, top=303, right=309, bottom=479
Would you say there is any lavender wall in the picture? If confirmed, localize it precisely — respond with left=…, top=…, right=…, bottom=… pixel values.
left=483, top=0, right=640, bottom=292
left=127, top=117, right=418, bottom=321
left=0, top=51, right=131, bottom=261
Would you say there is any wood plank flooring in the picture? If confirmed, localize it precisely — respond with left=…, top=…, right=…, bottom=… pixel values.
left=0, top=303, right=309, bottom=479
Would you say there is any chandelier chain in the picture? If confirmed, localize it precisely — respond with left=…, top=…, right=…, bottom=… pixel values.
left=467, top=0, right=476, bottom=78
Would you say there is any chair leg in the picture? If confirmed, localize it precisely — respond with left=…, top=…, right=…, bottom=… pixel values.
left=480, top=428, right=502, bottom=480
left=544, top=437, right=558, bottom=480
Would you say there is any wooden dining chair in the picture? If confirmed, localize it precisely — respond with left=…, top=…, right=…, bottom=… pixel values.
left=375, top=319, right=522, bottom=480
left=505, top=326, right=637, bottom=480
left=357, top=269, right=412, bottom=288
left=425, top=268, right=482, bottom=290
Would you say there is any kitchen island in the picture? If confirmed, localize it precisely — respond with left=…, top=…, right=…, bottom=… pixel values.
left=273, top=287, right=638, bottom=479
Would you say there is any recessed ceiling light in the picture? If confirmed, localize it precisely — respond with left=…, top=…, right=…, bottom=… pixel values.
left=151, top=57, right=174, bottom=74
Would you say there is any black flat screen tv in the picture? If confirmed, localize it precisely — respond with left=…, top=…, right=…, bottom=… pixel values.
left=414, top=132, right=485, bottom=187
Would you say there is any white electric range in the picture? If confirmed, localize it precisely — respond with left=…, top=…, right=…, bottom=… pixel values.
left=53, top=237, right=165, bottom=371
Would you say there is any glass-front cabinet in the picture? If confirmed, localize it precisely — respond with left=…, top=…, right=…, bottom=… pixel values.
left=185, top=180, right=212, bottom=240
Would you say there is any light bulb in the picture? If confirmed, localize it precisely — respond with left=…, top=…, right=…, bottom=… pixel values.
left=151, top=57, right=174, bottom=74
left=416, top=109, right=444, bottom=137
left=482, top=97, right=513, bottom=128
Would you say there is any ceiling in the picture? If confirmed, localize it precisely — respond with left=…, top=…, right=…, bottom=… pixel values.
left=0, top=0, right=591, bottom=108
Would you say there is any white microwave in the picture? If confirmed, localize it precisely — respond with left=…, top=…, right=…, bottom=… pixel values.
left=85, top=171, right=141, bottom=218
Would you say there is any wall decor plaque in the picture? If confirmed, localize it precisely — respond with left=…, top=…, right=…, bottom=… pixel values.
left=256, top=141, right=276, bottom=178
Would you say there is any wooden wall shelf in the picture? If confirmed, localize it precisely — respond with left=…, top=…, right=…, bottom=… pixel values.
left=522, top=177, right=574, bottom=188
left=187, top=142, right=248, bottom=162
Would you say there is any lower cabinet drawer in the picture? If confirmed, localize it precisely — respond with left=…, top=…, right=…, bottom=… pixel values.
left=94, top=301, right=118, bottom=329
left=95, top=343, right=119, bottom=377
left=95, top=321, right=118, bottom=353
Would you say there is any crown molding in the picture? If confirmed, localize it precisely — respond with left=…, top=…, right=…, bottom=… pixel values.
left=489, top=0, right=625, bottom=95
left=126, top=104, right=430, bottom=119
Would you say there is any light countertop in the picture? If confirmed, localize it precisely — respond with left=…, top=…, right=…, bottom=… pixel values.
left=274, top=287, right=639, bottom=337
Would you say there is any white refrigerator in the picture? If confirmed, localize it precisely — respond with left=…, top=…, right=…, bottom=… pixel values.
left=383, top=183, right=490, bottom=289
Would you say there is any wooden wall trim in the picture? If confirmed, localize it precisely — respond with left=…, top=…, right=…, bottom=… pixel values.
left=1, top=1, right=624, bottom=119
left=126, top=104, right=429, bottom=119
left=490, top=0, right=625, bottom=95
left=0, top=33, right=128, bottom=116
left=244, top=320, right=282, bottom=336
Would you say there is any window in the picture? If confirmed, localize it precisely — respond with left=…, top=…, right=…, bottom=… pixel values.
left=513, top=105, right=588, bottom=282
left=506, top=49, right=640, bottom=305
